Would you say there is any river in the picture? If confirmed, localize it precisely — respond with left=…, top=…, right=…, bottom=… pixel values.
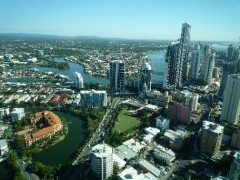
left=32, top=111, right=88, bottom=166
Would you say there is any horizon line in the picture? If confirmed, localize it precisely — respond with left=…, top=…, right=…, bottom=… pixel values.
left=0, top=32, right=238, bottom=43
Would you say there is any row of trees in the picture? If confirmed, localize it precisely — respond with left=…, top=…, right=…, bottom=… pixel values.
left=7, top=151, right=25, bottom=180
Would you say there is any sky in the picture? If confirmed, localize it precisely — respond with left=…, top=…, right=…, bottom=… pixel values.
left=0, top=0, right=239, bottom=42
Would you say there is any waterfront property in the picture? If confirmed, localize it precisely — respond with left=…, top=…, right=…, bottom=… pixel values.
left=24, top=111, right=63, bottom=146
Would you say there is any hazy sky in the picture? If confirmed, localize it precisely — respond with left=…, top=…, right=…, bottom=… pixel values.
left=0, top=0, right=239, bottom=41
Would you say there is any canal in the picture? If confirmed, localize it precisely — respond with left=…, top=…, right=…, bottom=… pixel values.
left=32, top=111, right=88, bottom=166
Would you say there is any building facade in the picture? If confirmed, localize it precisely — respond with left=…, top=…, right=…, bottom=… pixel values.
left=11, top=108, right=25, bottom=121
left=74, top=72, right=84, bottom=89
left=190, top=50, right=201, bottom=81
left=139, top=62, right=152, bottom=92
left=200, top=121, right=224, bottom=156
left=200, top=45, right=215, bottom=83
left=166, top=101, right=191, bottom=125
left=185, top=93, right=199, bottom=112
left=91, top=143, right=114, bottom=180
left=218, top=44, right=239, bottom=98
left=231, top=131, right=240, bottom=149
left=109, top=60, right=125, bottom=93
left=228, top=152, right=240, bottom=180
left=220, top=74, right=240, bottom=124
left=180, top=23, right=191, bottom=82
left=164, top=41, right=181, bottom=89
left=80, top=90, right=107, bottom=108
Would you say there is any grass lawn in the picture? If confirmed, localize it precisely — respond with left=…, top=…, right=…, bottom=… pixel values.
left=114, top=109, right=140, bottom=133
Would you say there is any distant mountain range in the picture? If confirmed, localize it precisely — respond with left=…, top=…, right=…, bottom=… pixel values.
left=0, top=33, right=128, bottom=40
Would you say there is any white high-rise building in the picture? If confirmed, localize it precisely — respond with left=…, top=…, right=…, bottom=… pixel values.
left=220, top=74, right=240, bottom=124
left=200, top=121, right=224, bottom=156
left=11, top=108, right=25, bottom=121
left=156, top=116, right=170, bottom=130
left=80, top=90, right=107, bottom=108
left=228, top=152, right=240, bottom=180
left=200, top=45, right=215, bottom=83
left=109, top=60, right=125, bottom=93
left=190, top=50, right=201, bottom=80
left=91, top=143, right=114, bottom=180
left=74, top=72, right=84, bottom=89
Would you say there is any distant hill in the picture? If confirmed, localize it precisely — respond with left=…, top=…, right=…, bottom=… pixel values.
left=0, top=33, right=126, bottom=41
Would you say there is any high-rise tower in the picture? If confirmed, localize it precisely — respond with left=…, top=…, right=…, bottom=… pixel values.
left=190, top=50, right=201, bottom=81
left=164, top=23, right=191, bottom=89
left=109, top=60, right=125, bottom=93
left=200, top=45, right=215, bottom=83
left=164, top=41, right=181, bottom=89
left=218, top=44, right=239, bottom=98
left=140, top=62, right=152, bottom=92
left=180, top=23, right=191, bottom=82
left=220, top=74, right=240, bottom=125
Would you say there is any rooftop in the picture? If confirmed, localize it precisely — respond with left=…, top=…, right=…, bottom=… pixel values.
left=139, top=159, right=161, bottom=177
left=92, top=143, right=113, bottom=158
left=115, top=145, right=137, bottom=160
left=202, top=121, right=224, bottom=134
left=0, top=139, right=8, bottom=148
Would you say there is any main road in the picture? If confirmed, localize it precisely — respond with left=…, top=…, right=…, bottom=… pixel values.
left=61, top=97, right=121, bottom=179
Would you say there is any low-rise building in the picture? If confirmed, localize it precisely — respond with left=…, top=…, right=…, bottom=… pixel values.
left=122, top=138, right=145, bottom=153
left=24, top=111, right=63, bottom=146
left=115, top=145, right=137, bottom=161
left=144, top=127, right=160, bottom=136
left=138, top=159, right=161, bottom=178
left=11, top=108, right=25, bottom=121
left=118, top=166, right=156, bottom=180
left=156, top=116, right=170, bottom=130
left=153, top=145, right=176, bottom=165
left=164, top=129, right=188, bottom=151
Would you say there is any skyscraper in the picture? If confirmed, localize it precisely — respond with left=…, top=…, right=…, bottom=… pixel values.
left=200, top=45, right=215, bottom=83
left=200, top=121, right=224, bottom=156
left=74, top=72, right=84, bottom=89
left=228, top=152, right=240, bottom=180
left=164, top=41, right=181, bottom=89
left=190, top=50, right=201, bottom=81
left=164, top=23, right=191, bottom=89
left=91, top=143, right=114, bottom=180
left=220, top=74, right=240, bottom=124
left=139, top=62, right=152, bottom=92
left=180, top=23, right=191, bottom=82
left=218, top=44, right=239, bottom=98
left=109, top=60, right=125, bottom=93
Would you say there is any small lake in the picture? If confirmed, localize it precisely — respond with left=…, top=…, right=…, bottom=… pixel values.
left=32, top=111, right=88, bottom=166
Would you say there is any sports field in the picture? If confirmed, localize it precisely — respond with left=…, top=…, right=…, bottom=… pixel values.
left=113, top=109, right=140, bottom=133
